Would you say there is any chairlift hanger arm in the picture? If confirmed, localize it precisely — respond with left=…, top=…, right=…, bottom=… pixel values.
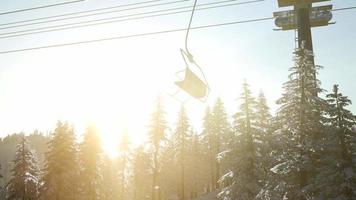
left=184, top=0, right=199, bottom=61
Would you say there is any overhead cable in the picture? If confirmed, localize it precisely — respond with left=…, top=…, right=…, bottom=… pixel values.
left=0, top=17, right=274, bottom=55
left=332, top=6, right=356, bottom=12
left=0, top=0, right=85, bottom=16
left=0, top=0, right=181, bottom=27
left=0, top=0, right=189, bottom=30
left=0, top=0, right=265, bottom=39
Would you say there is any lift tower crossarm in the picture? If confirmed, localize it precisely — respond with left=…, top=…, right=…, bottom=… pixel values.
left=277, top=0, right=330, bottom=7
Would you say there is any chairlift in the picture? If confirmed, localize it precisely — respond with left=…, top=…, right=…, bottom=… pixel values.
left=174, top=49, right=209, bottom=101
left=172, top=0, right=210, bottom=102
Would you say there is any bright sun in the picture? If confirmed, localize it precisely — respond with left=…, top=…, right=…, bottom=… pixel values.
left=2, top=37, right=178, bottom=157
left=50, top=39, right=186, bottom=157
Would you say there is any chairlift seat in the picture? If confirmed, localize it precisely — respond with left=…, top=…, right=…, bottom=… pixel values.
left=175, top=67, right=208, bottom=99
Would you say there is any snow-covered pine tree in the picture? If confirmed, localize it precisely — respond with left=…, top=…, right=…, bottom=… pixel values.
left=79, top=124, right=102, bottom=200
left=118, top=130, right=130, bottom=200
left=254, top=91, right=273, bottom=187
left=255, top=91, right=272, bottom=135
left=269, top=42, right=327, bottom=200
left=6, top=135, right=40, bottom=200
left=315, top=84, right=356, bottom=199
left=254, top=91, right=282, bottom=200
left=41, top=121, right=79, bottom=200
left=219, top=81, right=263, bottom=200
left=148, top=96, right=167, bottom=200
left=211, top=98, right=230, bottom=190
left=201, top=106, right=216, bottom=191
left=173, top=106, right=190, bottom=200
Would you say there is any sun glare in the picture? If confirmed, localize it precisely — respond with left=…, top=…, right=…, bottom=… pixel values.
left=44, top=40, right=178, bottom=157
left=1, top=23, right=243, bottom=158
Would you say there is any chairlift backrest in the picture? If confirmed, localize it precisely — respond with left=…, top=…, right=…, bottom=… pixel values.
left=175, top=67, right=208, bottom=99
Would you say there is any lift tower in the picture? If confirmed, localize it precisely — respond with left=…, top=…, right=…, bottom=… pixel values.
left=274, top=0, right=333, bottom=49
left=274, top=0, right=333, bottom=95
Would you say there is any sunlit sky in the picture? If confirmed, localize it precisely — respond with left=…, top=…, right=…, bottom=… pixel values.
left=0, top=0, right=355, bottom=155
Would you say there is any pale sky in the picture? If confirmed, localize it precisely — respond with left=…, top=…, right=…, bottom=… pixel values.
left=0, top=0, right=355, bottom=155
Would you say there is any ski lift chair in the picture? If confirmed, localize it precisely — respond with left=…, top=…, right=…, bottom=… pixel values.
left=173, top=49, right=209, bottom=102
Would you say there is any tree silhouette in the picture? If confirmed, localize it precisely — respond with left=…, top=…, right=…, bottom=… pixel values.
left=6, top=135, right=40, bottom=200
left=118, top=129, right=130, bottom=200
left=79, top=124, right=102, bottom=200
left=42, top=121, right=79, bottom=200
left=148, top=97, right=167, bottom=200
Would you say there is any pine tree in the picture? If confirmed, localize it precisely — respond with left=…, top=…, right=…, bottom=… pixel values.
left=211, top=98, right=230, bottom=190
left=79, top=124, right=102, bottom=200
left=118, top=130, right=130, bottom=200
left=42, top=121, right=79, bottom=200
left=174, top=106, right=190, bottom=200
left=6, top=135, right=40, bottom=200
left=254, top=91, right=273, bottom=182
left=131, top=145, right=151, bottom=200
left=269, top=42, right=327, bottom=200
left=101, top=155, right=119, bottom=200
left=326, top=85, right=356, bottom=160
left=148, top=97, right=167, bottom=200
left=255, top=91, right=272, bottom=134
left=201, top=106, right=216, bottom=191
left=159, top=135, right=178, bottom=200
left=253, top=92, right=278, bottom=200
left=187, top=131, right=201, bottom=199
left=219, top=81, right=263, bottom=200
left=315, top=84, right=356, bottom=199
